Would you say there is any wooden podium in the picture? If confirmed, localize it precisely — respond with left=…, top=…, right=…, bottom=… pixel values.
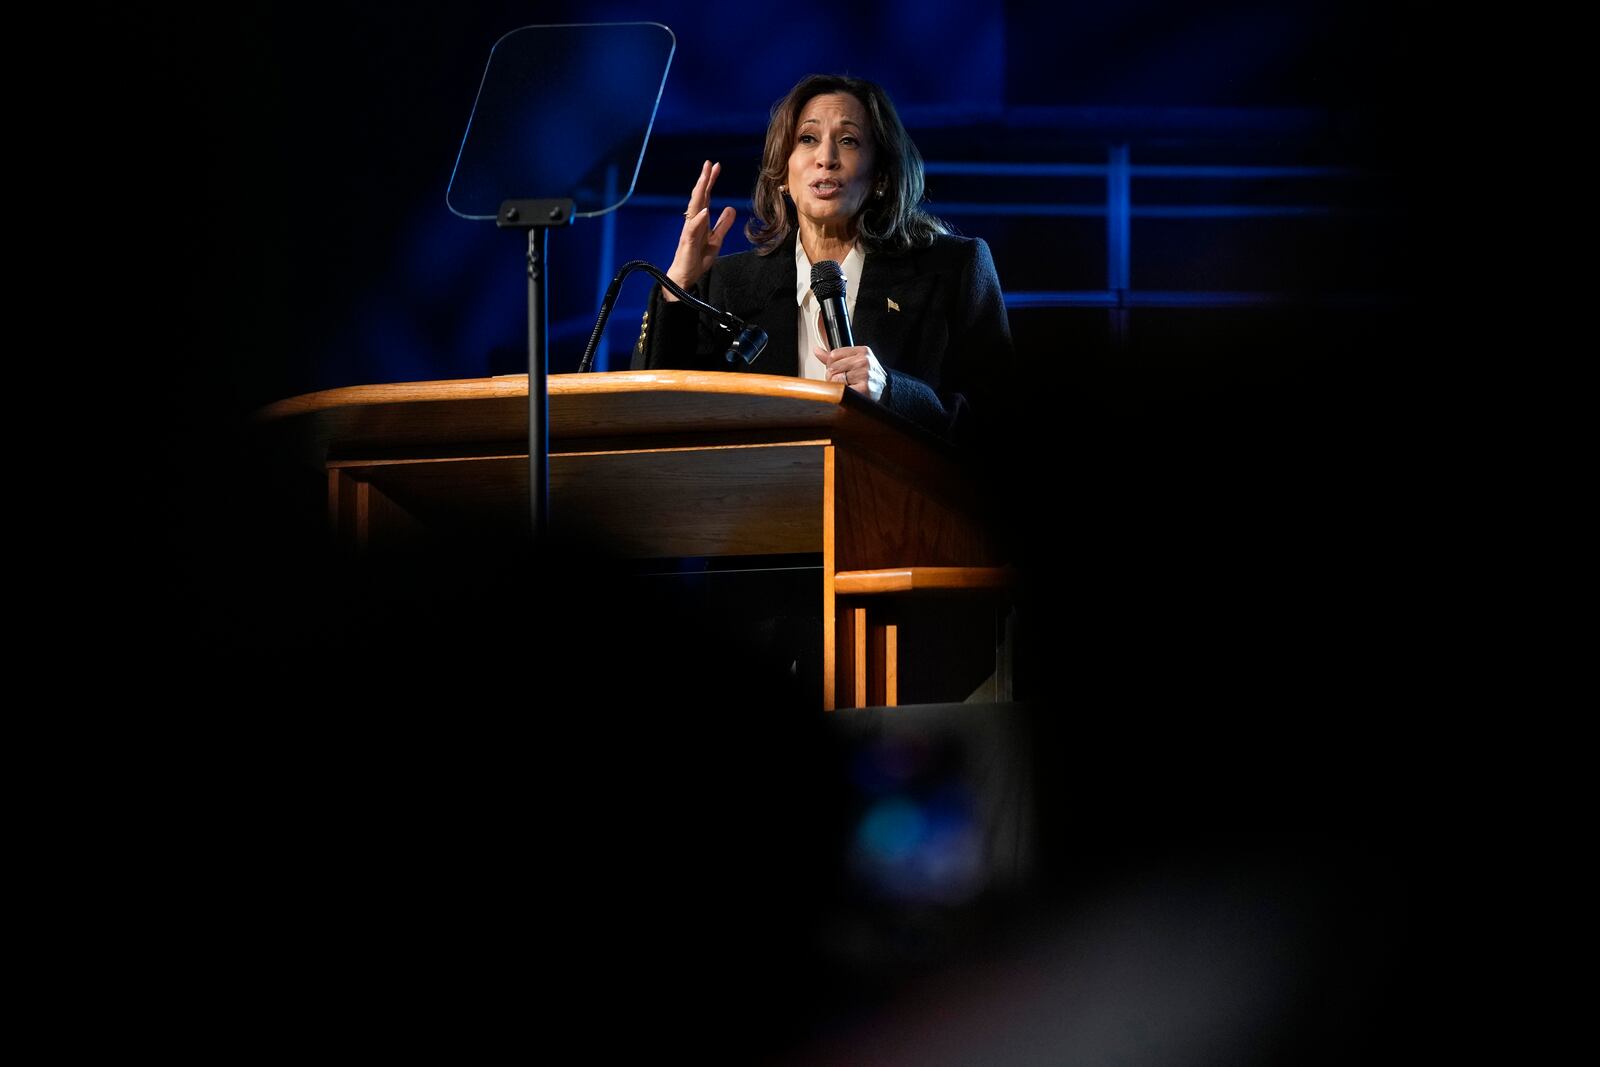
left=258, top=370, right=1008, bottom=708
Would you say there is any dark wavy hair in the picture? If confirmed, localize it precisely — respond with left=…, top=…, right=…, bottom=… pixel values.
left=745, top=74, right=948, bottom=256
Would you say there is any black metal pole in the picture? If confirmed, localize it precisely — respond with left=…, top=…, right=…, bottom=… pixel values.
left=527, top=225, right=548, bottom=539
left=498, top=198, right=572, bottom=543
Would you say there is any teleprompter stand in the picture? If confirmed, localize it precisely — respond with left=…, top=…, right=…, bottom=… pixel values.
left=496, top=198, right=573, bottom=537
left=446, top=21, right=676, bottom=539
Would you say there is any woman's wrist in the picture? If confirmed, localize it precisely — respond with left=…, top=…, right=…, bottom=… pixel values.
left=662, top=266, right=696, bottom=302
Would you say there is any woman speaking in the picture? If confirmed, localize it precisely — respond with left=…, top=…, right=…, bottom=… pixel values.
left=632, top=74, right=1013, bottom=447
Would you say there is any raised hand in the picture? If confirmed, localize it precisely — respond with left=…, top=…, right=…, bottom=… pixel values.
left=663, top=160, right=737, bottom=301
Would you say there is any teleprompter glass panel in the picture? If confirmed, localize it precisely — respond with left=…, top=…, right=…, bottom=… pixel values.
left=447, top=22, right=675, bottom=220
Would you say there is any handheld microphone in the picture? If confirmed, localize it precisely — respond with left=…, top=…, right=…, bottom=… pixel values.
left=810, top=260, right=854, bottom=351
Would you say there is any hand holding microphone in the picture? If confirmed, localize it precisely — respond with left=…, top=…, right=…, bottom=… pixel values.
left=810, top=259, right=885, bottom=400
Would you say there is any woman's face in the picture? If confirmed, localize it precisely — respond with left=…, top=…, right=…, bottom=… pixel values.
left=785, top=92, right=876, bottom=234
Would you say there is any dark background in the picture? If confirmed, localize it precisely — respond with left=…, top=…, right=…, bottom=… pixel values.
left=76, top=2, right=1470, bottom=1060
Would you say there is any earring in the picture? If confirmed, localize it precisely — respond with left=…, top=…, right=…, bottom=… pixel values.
left=874, top=184, right=885, bottom=198
left=779, top=184, right=789, bottom=195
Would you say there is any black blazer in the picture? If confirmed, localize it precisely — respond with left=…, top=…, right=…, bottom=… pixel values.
left=630, top=232, right=1013, bottom=445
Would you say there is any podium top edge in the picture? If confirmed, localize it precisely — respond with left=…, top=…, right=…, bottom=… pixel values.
left=255, top=370, right=846, bottom=423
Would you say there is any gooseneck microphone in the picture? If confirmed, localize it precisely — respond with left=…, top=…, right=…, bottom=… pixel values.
left=810, top=260, right=854, bottom=351
left=578, top=260, right=769, bottom=372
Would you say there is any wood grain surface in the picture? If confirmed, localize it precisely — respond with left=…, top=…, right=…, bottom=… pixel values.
left=832, top=567, right=1016, bottom=596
